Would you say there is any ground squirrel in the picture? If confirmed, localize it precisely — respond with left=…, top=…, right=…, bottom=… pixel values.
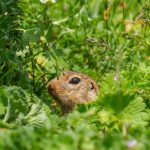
left=48, top=71, right=99, bottom=114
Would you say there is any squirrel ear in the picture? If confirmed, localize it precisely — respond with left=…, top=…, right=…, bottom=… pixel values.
left=89, top=81, right=99, bottom=94
left=90, top=82, right=95, bottom=90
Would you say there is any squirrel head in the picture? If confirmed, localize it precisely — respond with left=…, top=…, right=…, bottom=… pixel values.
left=48, top=71, right=99, bottom=113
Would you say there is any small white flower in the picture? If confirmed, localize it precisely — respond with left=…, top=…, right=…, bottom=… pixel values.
left=16, top=49, right=29, bottom=58
left=40, top=0, right=48, bottom=4
left=51, top=0, right=56, bottom=3
left=134, top=32, right=139, bottom=36
left=40, top=0, right=56, bottom=4
left=16, top=51, right=24, bottom=57
left=127, top=139, right=138, bottom=148
left=114, top=74, right=119, bottom=81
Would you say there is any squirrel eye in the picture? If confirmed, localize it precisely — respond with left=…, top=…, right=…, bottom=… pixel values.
left=69, top=77, right=81, bottom=84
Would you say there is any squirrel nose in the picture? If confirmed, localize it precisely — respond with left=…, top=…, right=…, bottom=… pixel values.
left=48, top=83, right=54, bottom=93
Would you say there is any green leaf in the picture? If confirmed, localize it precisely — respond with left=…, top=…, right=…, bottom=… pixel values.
left=0, top=85, right=50, bottom=127
left=119, top=97, right=148, bottom=126
left=22, top=28, right=42, bottom=44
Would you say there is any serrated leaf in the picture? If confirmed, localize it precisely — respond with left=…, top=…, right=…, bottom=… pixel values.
left=119, top=97, right=148, bottom=126
left=0, top=85, right=50, bottom=127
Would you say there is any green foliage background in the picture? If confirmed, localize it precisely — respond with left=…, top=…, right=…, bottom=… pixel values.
left=0, top=0, right=150, bottom=149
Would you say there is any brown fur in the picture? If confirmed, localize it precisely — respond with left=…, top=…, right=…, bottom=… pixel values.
left=48, top=71, right=99, bottom=114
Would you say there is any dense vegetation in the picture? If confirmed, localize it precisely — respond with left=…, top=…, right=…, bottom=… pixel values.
left=0, top=0, right=150, bottom=149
